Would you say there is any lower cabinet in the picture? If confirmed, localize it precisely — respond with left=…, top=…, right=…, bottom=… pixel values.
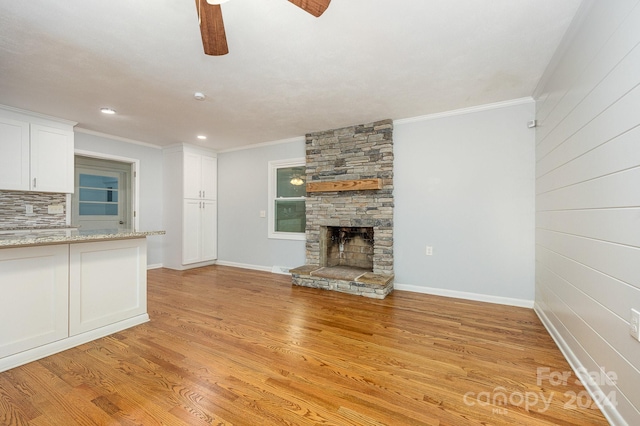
left=183, top=199, right=217, bottom=265
left=69, top=239, right=147, bottom=336
left=0, top=238, right=148, bottom=372
left=0, top=245, right=69, bottom=358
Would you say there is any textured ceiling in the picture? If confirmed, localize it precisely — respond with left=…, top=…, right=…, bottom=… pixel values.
left=0, top=0, right=582, bottom=151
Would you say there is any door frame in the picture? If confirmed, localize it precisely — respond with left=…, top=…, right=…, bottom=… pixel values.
left=73, top=149, right=140, bottom=231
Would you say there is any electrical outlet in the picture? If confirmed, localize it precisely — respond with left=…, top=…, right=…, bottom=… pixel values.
left=25, top=204, right=33, bottom=215
left=630, top=309, right=640, bottom=342
left=48, top=205, right=64, bottom=214
left=425, top=246, right=433, bottom=256
left=259, top=210, right=266, bottom=218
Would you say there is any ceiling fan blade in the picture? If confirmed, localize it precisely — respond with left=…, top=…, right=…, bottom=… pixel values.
left=287, top=0, right=331, bottom=17
left=196, top=0, right=229, bottom=56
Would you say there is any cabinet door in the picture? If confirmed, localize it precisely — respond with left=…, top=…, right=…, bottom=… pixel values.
left=0, top=117, right=30, bottom=191
left=201, top=156, right=217, bottom=200
left=69, top=239, right=147, bottom=336
left=182, top=199, right=202, bottom=264
left=30, top=124, right=74, bottom=193
left=0, top=245, right=69, bottom=358
left=183, top=152, right=202, bottom=199
left=201, top=200, right=217, bottom=261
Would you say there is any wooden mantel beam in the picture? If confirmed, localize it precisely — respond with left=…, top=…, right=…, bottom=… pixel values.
left=306, top=178, right=382, bottom=193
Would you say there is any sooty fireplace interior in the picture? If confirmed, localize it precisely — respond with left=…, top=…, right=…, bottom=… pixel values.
left=322, top=226, right=374, bottom=270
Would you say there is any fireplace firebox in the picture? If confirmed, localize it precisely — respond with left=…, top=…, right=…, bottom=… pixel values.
left=321, top=226, right=374, bottom=270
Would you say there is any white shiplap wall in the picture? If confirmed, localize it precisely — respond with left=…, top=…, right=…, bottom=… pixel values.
left=534, top=1, right=640, bottom=424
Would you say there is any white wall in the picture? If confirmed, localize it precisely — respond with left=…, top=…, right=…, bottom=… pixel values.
left=74, top=131, right=164, bottom=266
left=217, top=139, right=306, bottom=271
left=393, top=101, right=536, bottom=305
left=534, top=0, right=640, bottom=424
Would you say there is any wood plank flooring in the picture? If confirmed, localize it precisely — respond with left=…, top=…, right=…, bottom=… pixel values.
left=0, top=265, right=609, bottom=425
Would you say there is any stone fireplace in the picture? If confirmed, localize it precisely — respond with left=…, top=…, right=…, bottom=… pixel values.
left=291, top=119, right=394, bottom=299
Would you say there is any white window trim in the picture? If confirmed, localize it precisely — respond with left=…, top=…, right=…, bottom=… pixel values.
left=268, top=158, right=305, bottom=241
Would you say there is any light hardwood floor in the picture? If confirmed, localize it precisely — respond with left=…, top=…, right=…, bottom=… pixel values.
left=0, top=266, right=608, bottom=425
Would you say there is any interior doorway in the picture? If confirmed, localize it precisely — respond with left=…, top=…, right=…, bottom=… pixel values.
left=72, top=155, right=134, bottom=231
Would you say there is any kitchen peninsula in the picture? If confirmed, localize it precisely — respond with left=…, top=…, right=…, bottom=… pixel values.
left=0, top=228, right=164, bottom=372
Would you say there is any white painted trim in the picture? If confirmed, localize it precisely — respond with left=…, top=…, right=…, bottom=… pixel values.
left=147, top=263, right=163, bottom=270
left=0, top=103, right=77, bottom=126
left=394, top=97, right=535, bottom=125
left=219, top=136, right=305, bottom=153
left=74, top=127, right=162, bottom=150
left=0, top=314, right=149, bottom=373
left=267, top=158, right=306, bottom=241
left=162, top=143, right=217, bottom=156
left=271, top=265, right=293, bottom=275
left=74, top=149, right=141, bottom=231
left=534, top=304, right=627, bottom=426
left=163, top=260, right=217, bottom=271
left=215, top=260, right=272, bottom=273
left=394, top=283, right=534, bottom=308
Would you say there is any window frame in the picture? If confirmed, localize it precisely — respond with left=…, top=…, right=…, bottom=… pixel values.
left=268, top=158, right=306, bottom=241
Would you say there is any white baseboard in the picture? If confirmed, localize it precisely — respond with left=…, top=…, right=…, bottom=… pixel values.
left=0, top=314, right=149, bottom=373
left=147, top=263, right=163, bottom=270
left=394, top=283, right=534, bottom=308
left=534, top=304, right=627, bottom=426
left=215, top=260, right=272, bottom=273
left=271, top=265, right=293, bottom=275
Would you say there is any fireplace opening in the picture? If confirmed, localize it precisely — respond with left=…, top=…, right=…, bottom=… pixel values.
left=320, top=226, right=374, bottom=271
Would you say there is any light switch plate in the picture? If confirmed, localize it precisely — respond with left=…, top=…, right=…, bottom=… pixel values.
left=631, top=309, right=640, bottom=342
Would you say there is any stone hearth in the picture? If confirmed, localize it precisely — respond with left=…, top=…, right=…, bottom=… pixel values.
left=291, top=119, right=394, bottom=299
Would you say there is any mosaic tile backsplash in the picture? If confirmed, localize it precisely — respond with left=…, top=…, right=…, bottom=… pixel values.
left=0, top=190, right=67, bottom=229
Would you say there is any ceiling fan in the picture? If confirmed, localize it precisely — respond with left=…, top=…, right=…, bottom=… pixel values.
left=196, top=0, right=331, bottom=56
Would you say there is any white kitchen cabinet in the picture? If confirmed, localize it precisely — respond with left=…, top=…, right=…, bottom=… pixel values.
left=0, top=107, right=75, bottom=193
left=0, top=116, right=30, bottom=191
left=183, top=199, right=217, bottom=265
left=0, top=245, right=69, bottom=358
left=163, top=145, right=218, bottom=270
left=0, top=237, right=150, bottom=372
left=184, top=152, right=217, bottom=200
left=30, top=124, right=75, bottom=193
left=69, top=239, right=147, bottom=335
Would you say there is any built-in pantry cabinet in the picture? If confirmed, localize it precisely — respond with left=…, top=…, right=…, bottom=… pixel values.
left=0, top=107, right=75, bottom=193
left=163, top=145, right=218, bottom=270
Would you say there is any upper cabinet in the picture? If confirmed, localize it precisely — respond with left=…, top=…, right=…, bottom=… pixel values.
left=30, top=125, right=75, bottom=193
left=184, top=151, right=217, bottom=200
left=0, top=107, right=76, bottom=193
left=0, top=117, right=30, bottom=191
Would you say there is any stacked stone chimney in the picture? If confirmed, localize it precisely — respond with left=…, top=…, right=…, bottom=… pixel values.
left=291, top=119, right=394, bottom=298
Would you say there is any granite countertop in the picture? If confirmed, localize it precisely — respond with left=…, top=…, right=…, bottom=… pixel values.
left=0, top=228, right=165, bottom=248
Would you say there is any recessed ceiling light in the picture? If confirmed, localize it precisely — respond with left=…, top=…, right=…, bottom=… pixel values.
left=100, top=107, right=116, bottom=115
left=194, top=92, right=206, bottom=101
left=197, top=135, right=207, bottom=140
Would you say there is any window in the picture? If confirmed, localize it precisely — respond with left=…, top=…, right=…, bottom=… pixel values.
left=268, top=158, right=306, bottom=240
left=78, top=173, right=119, bottom=216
